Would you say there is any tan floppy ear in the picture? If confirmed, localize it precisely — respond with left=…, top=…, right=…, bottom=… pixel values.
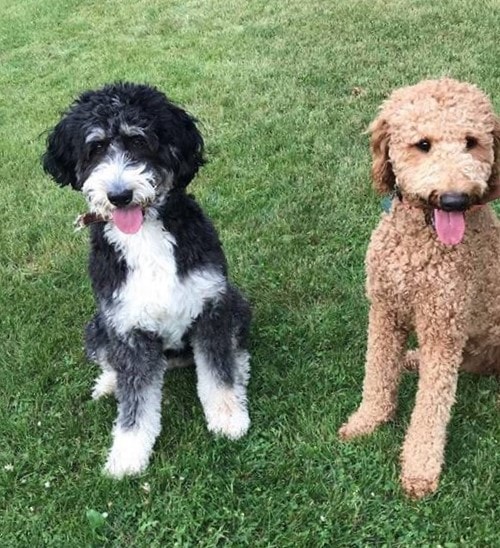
left=487, top=116, right=500, bottom=189
left=369, top=114, right=396, bottom=194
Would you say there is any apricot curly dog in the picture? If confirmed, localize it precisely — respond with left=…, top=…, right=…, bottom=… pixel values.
left=339, top=78, right=500, bottom=499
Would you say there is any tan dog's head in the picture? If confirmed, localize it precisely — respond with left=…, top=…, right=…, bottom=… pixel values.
left=369, top=78, right=500, bottom=245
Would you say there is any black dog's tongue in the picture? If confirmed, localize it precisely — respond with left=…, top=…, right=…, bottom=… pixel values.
left=433, top=209, right=465, bottom=245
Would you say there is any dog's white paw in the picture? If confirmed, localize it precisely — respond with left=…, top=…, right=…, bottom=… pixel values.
left=103, top=429, right=152, bottom=479
left=91, top=370, right=117, bottom=400
left=204, top=390, right=250, bottom=440
left=207, top=409, right=250, bottom=440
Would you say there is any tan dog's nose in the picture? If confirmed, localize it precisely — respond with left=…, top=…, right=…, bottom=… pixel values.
left=439, top=192, right=469, bottom=211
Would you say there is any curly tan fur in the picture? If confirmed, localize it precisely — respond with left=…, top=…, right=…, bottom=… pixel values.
left=339, top=78, right=500, bottom=499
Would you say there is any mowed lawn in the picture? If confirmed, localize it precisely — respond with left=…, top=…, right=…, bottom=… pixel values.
left=0, top=0, right=499, bottom=545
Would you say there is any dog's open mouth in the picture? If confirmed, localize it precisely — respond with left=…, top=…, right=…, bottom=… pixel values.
left=74, top=206, right=145, bottom=234
left=112, top=206, right=144, bottom=234
left=419, top=190, right=484, bottom=246
left=433, top=209, right=466, bottom=246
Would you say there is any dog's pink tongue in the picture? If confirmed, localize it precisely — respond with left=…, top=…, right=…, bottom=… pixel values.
left=112, top=206, right=144, bottom=234
left=433, top=209, right=465, bottom=245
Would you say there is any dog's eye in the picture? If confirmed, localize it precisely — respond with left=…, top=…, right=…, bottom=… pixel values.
left=415, top=139, right=431, bottom=152
left=465, top=136, right=478, bottom=150
left=127, top=135, right=148, bottom=150
left=89, top=140, right=107, bottom=156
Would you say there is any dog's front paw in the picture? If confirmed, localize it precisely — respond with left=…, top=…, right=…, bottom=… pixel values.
left=400, top=442, right=441, bottom=499
left=401, top=473, right=439, bottom=499
left=207, top=408, right=250, bottom=440
left=203, top=389, right=250, bottom=440
left=91, top=370, right=117, bottom=400
left=338, top=408, right=388, bottom=440
left=103, top=430, right=152, bottom=479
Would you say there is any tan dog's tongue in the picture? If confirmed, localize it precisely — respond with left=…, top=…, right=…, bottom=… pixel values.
left=111, top=206, right=144, bottom=234
left=433, top=209, right=465, bottom=245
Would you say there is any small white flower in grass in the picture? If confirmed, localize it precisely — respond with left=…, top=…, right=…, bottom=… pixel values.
left=141, top=482, right=151, bottom=494
left=3, top=464, right=14, bottom=471
left=44, top=481, right=51, bottom=488
left=320, top=515, right=326, bottom=523
left=37, top=421, right=41, bottom=427
left=29, top=507, right=34, bottom=512
left=101, top=512, right=109, bottom=519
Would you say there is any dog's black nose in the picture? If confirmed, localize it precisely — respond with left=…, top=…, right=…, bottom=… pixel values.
left=108, top=189, right=133, bottom=207
left=439, top=192, right=470, bottom=212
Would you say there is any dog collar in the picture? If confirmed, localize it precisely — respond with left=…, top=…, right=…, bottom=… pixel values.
left=74, top=212, right=108, bottom=231
left=381, top=184, right=403, bottom=213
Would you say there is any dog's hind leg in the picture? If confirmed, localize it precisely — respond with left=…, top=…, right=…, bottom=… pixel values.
left=85, top=313, right=117, bottom=399
left=461, top=347, right=500, bottom=375
left=403, top=348, right=500, bottom=375
left=192, top=288, right=251, bottom=440
left=103, top=330, right=166, bottom=478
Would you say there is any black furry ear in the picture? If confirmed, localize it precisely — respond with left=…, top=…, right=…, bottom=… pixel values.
left=158, top=107, right=206, bottom=189
left=175, top=120, right=205, bottom=189
left=42, top=117, right=79, bottom=188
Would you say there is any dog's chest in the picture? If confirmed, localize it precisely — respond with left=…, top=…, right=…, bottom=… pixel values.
left=367, top=218, right=481, bottom=314
left=104, top=221, right=224, bottom=347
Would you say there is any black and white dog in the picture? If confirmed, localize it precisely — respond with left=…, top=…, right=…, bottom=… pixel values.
left=43, top=83, right=251, bottom=478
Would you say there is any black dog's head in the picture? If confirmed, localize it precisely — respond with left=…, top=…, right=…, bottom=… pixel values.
left=43, top=83, right=204, bottom=232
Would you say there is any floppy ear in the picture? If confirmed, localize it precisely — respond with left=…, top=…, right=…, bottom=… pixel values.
left=369, top=114, right=395, bottom=194
left=42, top=116, right=79, bottom=189
left=174, top=116, right=205, bottom=189
left=487, top=116, right=500, bottom=189
left=169, top=111, right=205, bottom=189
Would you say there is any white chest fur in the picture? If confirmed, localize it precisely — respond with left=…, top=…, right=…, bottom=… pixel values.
left=104, top=220, right=225, bottom=348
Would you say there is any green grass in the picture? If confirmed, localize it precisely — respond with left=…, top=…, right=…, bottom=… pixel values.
left=1, top=0, right=499, bottom=545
